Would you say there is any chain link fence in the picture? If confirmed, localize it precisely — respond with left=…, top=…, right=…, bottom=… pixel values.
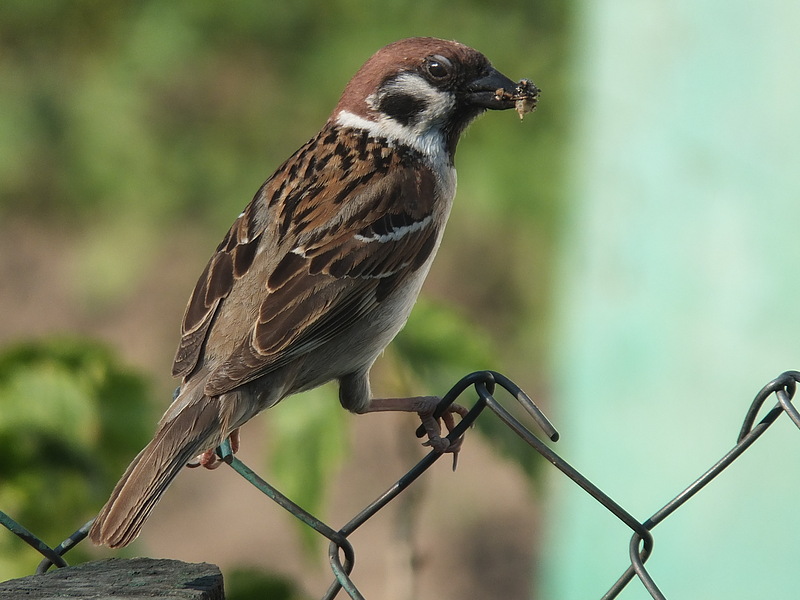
left=3, top=369, right=799, bottom=599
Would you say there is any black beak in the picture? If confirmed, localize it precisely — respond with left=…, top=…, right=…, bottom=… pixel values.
left=466, top=67, right=527, bottom=110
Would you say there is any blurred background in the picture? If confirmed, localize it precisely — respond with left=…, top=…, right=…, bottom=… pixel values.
left=1, top=1, right=799, bottom=599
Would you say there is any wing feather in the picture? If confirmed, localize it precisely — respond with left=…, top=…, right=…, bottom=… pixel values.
left=172, top=125, right=443, bottom=395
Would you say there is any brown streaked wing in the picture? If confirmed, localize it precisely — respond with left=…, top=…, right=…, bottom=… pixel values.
left=171, top=206, right=265, bottom=378
left=203, top=165, right=440, bottom=396
left=170, top=127, right=333, bottom=379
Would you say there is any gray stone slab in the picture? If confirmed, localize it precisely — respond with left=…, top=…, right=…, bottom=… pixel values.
left=0, top=557, right=224, bottom=599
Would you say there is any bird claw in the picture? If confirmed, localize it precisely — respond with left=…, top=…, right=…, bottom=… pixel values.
left=186, top=448, right=224, bottom=470
left=186, top=429, right=240, bottom=470
left=418, top=401, right=468, bottom=470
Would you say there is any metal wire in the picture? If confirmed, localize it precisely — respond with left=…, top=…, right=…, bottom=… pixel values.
left=0, top=511, right=68, bottom=570
left=3, top=369, right=799, bottom=599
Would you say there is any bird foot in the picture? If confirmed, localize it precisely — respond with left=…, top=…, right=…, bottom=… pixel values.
left=415, top=397, right=469, bottom=469
left=186, top=428, right=240, bottom=470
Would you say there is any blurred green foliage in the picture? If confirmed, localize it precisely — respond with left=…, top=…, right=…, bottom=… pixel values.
left=0, top=339, right=153, bottom=578
left=0, top=0, right=567, bottom=237
left=226, top=568, right=310, bottom=600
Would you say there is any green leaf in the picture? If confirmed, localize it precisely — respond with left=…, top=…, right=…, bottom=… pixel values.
left=0, top=338, right=153, bottom=578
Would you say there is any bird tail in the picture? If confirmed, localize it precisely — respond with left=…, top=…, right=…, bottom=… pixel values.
left=89, top=387, right=224, bottom=548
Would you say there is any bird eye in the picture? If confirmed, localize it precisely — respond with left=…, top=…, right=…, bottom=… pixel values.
left=424, top=55, right=452, bottom=80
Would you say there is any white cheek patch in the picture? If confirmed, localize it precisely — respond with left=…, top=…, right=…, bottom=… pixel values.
left=382, top=73, right=456, bottom=126
left=337, top=109, right=447, bottom=169
left=335, top=73, right=455, bottom=168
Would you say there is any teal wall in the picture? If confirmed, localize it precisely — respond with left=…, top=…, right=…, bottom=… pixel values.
left=542, top=2, right=800, bottom=598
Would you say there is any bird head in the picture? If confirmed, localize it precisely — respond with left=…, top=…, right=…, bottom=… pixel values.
left=333, top=37, right=536, bottom=158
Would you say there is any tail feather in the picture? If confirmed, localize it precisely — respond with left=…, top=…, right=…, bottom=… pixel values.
left=89, top=393, right=223, bottom=548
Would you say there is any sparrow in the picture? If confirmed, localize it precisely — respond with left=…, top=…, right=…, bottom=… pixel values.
left=89, top=37, right=538, bottom=548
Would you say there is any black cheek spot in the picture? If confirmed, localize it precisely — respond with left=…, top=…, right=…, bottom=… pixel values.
left=379, top=93, right=427, bottom=126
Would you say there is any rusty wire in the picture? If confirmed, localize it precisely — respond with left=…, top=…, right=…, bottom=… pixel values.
left=4, top=369, right=799, bottom=598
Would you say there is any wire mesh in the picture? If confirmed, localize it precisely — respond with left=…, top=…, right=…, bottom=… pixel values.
left=3, top=369, right=799, bottom=598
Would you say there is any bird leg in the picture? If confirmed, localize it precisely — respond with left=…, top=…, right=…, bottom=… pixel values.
left=363, top=396, right=468, bottom=468
left=186, top=428, right=241, bottom=470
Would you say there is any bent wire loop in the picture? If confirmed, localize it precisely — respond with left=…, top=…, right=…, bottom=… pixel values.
left=6, top=370, right=800, bottom=599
